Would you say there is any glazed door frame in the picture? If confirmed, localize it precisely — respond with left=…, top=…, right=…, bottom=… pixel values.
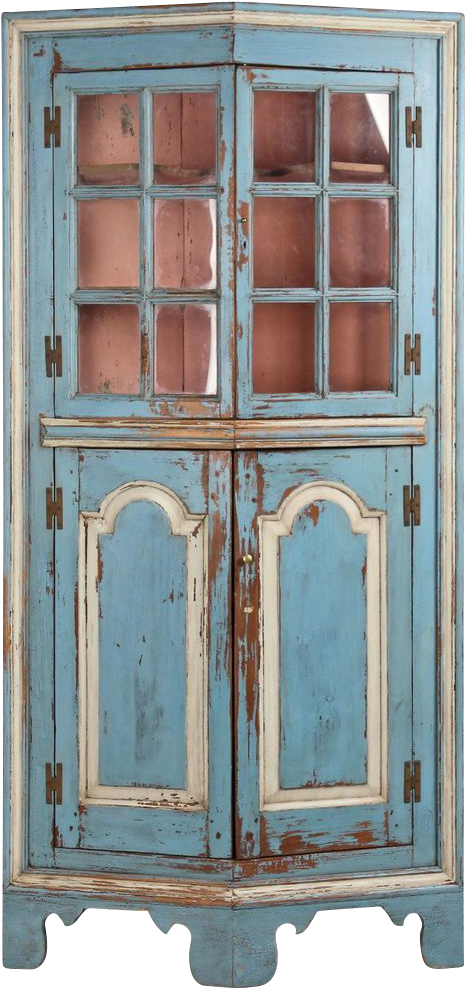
left=235, top=65, right=415, bottom=418
left=53, top=65, right=235, bottom=419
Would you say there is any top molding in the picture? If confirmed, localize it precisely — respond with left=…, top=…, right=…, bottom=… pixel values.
left=3, top=1, right=463, bottom=34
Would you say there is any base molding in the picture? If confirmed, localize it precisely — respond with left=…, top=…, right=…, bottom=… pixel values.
left=3, top=885, right=463, bottom=984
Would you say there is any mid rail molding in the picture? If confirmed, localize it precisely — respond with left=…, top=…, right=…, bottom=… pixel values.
left=40, top=416, right=427, bottom=450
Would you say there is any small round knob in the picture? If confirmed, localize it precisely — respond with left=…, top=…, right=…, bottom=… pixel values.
left=242, top=553, right=253, bottom=565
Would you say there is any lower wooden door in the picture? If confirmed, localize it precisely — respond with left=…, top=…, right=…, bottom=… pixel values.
left=49, top=448, right=232, bottom=861
left=235, top=448, right=414, bottom=864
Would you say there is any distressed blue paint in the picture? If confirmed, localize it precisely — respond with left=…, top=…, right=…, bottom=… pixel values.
left=98, top=500, right=187, bottom=789
left=2, top=3, right=463, bottom=978
left=54, top=449, right=232, bottom=857
left=236, top=66, right=414, bottom=419
left=280, top=500, right=367, bottom=790
left=3, top=886, right=464, bottom=979
left=51, top=841, right=414, bottom=881
left=52, top=27, right=234, bottom=74
left=24, top=37, right=57, bottom=870
left=54, top=65, right=235, bottom=420
left=236, top=448, right=412, bottom=857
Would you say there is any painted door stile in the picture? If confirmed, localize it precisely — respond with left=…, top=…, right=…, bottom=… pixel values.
left=52, top=450, right=232, bottom=858
left=235, top=449, right=414, bottom=861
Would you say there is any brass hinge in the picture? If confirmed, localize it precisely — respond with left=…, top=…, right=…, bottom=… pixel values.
left=403, top=484, right=421, bottom=526
left=46, top=762, right=63, bottom=804
left=44, top=106, right=61, bottom=148
left=46, top=487, right=63, bottom=530
left=406, top=106, right=422, bottom=148
left=404, top=760, right=421, bottom=802
left=45, top=336, right=62, bottom=377
left=404, top=333, right=421, bottom=375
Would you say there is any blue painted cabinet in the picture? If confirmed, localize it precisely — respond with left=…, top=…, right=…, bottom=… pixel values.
left=3, top=4, right=463, bottom=985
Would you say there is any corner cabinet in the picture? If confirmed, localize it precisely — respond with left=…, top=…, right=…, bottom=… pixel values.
left=3, top=4, right=463, bottom=984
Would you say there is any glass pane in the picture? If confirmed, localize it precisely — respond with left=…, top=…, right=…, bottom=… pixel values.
left=330, top=93, right=390, bottom=184
left=253, top=197, right=316, bottom=288
left=78, top=304, right=140, bottom=394
left=77, top=94, right=140, bottom=186
left=154, top=199, right=216, bottom=289
left=155, top=304, right=216, bottom=394
left=329, top=302, right=391, bottom=392
left=330, top=198, right=391, bottom=287
left=153, top=92, right=217, bottom=185
left=254, top=91, right=316, bottom=183
left=253, top=303, right=316, bottom=393
left=77, top=199, right=140, bottom=288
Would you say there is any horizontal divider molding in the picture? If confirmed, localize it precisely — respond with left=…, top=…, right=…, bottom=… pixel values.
left=40, top=415, right=427, bottom=450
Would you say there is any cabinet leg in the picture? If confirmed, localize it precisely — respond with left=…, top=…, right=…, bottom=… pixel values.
left=149, top=904, right=306, bottom=987
left=383, top=890, right=464, bottom=969
left=3, top=891, right=84, bottom=969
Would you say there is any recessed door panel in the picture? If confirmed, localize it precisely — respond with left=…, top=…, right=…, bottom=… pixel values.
left=235, top=449, right=412, bottom=860
left=55, top=449, right=232, bottom=858
left=278, top=495, right=376, bottom=794
left=96, top=499, right=189, bottom=790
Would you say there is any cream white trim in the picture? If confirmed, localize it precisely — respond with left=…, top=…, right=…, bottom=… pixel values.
left=259, top=482, right=387, bottom=811
left=8, top=14, right=25, bottom=884
left=437, top=19, right=458, bottom=883
left=5, top=10, right=459, bottom=890
left=79, top=481, right=208, bottom=810
left=40, top=415, right=427, bottom=450
left=12, top=866, right=455, bottom=907
left=10, top=12, right=457, bottom=37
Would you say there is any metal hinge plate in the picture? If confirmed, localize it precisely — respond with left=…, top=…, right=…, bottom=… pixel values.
left=406, top=106, right=422, bottom=148
left=45, top=336, right=62, bottom=377
left=44, top=106, right=61, bottom=148
left=404, top=333, right=421, bottom=375
left=46, top=487, right=63, bottom=530
left=403, top=484, right=421, bottom=526
left=46, top=762, right=63, bottom=804
left=404, top=760, right=421, bottom=802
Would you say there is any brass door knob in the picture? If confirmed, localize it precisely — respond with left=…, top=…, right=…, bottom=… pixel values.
left=242, top=553, right=253, bottom=565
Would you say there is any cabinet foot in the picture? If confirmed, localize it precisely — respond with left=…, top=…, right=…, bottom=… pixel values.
left=2, top=891, right=84, bottom=969
left=149, top=904, right=310, bottom=987
left=3, top=887, right=462, bottom=981
left=383, top=890, right=464, bottom=969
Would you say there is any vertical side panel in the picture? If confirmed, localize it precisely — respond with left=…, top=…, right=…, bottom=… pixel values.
left=26, top=37, right=56, bottom=868
left=412, top=37, right=439, bottom=867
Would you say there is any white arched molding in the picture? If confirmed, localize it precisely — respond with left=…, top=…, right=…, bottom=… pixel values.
left=78, top=481, right=208, bottom=810
left=259, top=481, right=387, bottom=812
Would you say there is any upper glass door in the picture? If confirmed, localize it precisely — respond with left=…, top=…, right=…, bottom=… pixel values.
left=236, top=67, right=415, bottom=417
left=53, top=66, right=234, bottom=418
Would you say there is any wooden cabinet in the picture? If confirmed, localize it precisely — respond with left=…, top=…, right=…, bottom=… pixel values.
left=3, top=4, right=463, bottom=984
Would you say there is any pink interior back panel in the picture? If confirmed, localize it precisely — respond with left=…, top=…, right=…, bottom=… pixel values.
left=253, top=91, right=316, bottom=183
left=77, top=199, right=140, bottom=288
left=329, top=302, right=391, bottom=392
left=252, top=303, right=316, bottom=394
left=78, top=304, right=141, bottom=394
left=155, top=304, right=217, bottom=394
left=153, top=92, right=217, bottom=185
left=154, top=199, right=216, bottom=289
left=77, top=93, right=140, bottom=185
